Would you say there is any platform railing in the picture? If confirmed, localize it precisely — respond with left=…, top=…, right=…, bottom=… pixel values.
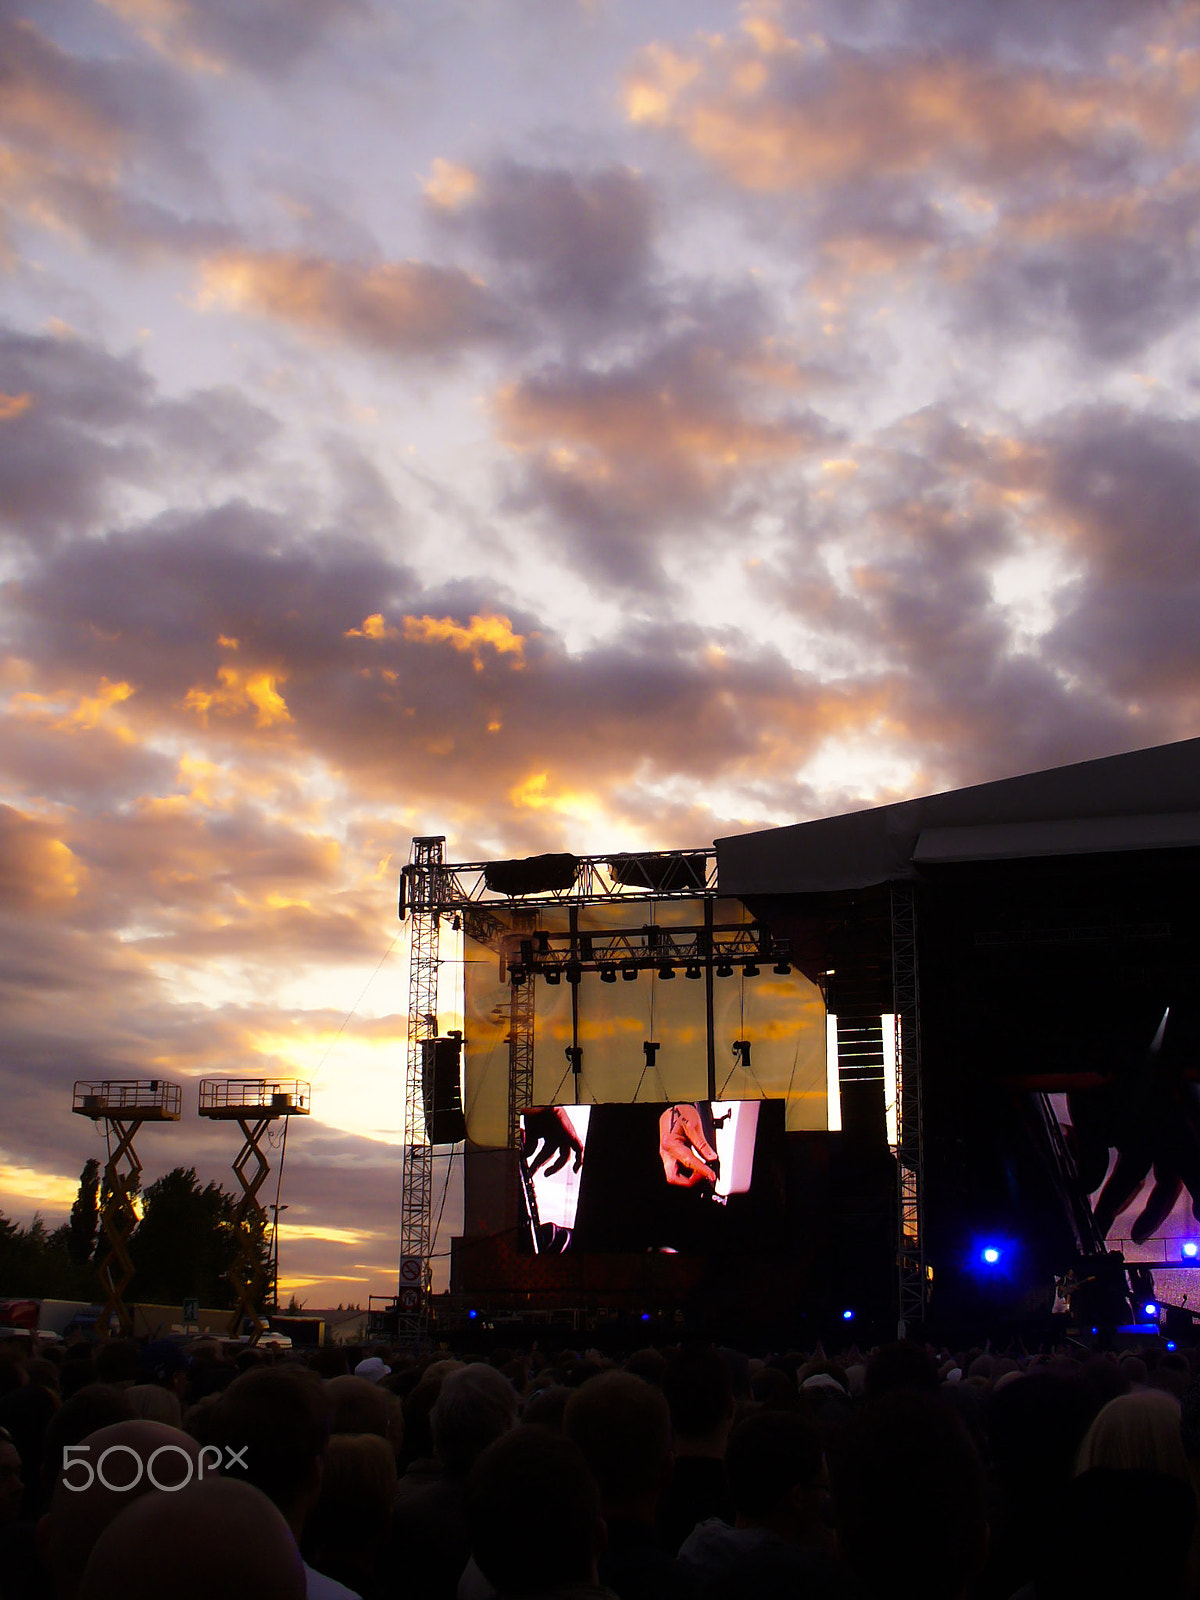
left=198, top=1079, right=310, bottom=1116
left=72, top=1080, right=183, bottom=1119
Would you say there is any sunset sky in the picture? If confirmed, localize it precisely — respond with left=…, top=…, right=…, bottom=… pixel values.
left=2, top=0, right=1198, bottom=1306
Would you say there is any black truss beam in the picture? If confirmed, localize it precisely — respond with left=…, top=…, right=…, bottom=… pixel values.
left=503, top=922, right=791, bottom=979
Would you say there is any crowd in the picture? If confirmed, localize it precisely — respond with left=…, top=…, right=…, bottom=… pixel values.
left=0, top=1326, right=1198, bottom=1599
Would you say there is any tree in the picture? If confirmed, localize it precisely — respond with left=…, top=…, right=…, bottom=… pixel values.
left=66, top=1158, right=101, bottom=1265
left=128, top=1167, right=268, bottom=1309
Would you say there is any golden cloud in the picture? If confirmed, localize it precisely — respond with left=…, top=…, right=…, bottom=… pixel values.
left=402, top=613, right=526, bottom=670
left=183, top=665, right=293, bottom=728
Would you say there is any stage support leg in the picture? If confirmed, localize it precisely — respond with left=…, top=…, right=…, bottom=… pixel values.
left=891, top=881, right=926, bottom=1336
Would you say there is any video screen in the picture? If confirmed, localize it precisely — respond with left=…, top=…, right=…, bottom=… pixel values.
left=518, top=1099, right=787, bottom=1254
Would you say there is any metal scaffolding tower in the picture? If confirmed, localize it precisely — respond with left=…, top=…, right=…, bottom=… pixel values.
left=506, top=910, right=537, bottom=1156
left=72, top=1080, right=182, bottom=1338
left=198, top=1078, right=310, bottom=1342
left=891, top=882, right=926, bottom=1333
left=398, top=836, right=445, bottom=1343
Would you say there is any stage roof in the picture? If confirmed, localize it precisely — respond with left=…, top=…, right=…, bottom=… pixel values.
left=715, top=738, right=1200, bottom=896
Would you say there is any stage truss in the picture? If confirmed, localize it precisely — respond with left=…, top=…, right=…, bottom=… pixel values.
left=396, top=837, right=926, bottom=1339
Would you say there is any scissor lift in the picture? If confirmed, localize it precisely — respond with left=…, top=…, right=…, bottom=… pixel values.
left=198, top=1079, right=310, bottom=1342
left=72, top=1079, right=183, bottom=1339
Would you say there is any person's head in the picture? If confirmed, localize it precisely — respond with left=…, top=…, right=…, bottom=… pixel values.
left=832, top=1393, right=987, bottom=1600
left=431, top=1363, right=518, bottom=1477
left=1075, top=1390, right=1189, bottom=1481
left=661, top=1344, right=734, bottom=1449
left=78, top=1474, right=304, bottom=1600
left=0, top=1426, right=24, bottom=1524
left=123, top=1384, right=182, bottom=1428
left=326, top=1373, right=403, bottom=1448
left=40, top=1386, right=135, bottom=1496
left=208, top=1364, right=330, bottom=1534
left=564, top=1370, right=671, bottom=1520
left=305, top=1433, right=398, bottom=1578
left=726, top=1409, right=830, bottom=1547
left=864, top=1341, right=940, bottom=1400
left=136, top=1340, right=189, bottom=1397
left=37, top=1420, right=201, bottom=1600
left=465, top=1427, right=603, bottom=1595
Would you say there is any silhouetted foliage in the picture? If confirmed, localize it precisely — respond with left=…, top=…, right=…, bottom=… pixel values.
left=128, top=1166, right=268, bottom=1309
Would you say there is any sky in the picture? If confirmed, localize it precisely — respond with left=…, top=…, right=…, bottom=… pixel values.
left=2, top=0, right=1199, bottom=1306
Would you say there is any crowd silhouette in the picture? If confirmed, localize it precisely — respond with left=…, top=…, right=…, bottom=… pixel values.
left=1, top=1324, right=1198, bottom=1599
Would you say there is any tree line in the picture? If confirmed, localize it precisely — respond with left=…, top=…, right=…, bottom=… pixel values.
left=0, top=1160, right=269, bottom=1308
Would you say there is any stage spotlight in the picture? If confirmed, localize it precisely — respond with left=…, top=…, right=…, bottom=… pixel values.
left=733, top=1040, right=752, bottom=1069
left=1144, top=1301, right=1160, bottom=1318
left=566, top=962, right=582, bottom=986
left=544, top=967, right=561, bottom=986
left=510, top=966, right=526, bottom=987
left=600, top=966, right=617, bottom=984
left=579, top=935, right=594, bottom=960
left=468, top=1309, right=478, bottom=1320
left=981, top=1246, right=1001, bottom=1266
left=621, top=963, right=639, bottom=981
left=842, top=1309, right=854, bottom=1321
left=742, top=962, right=759, bottom=977
left=641, top=1312, right=651, bottom=1323
left=1184, top=1241, right=1199, bottom=1259
left=772, top=961, right=791, bottom=975
left=685, top=964, right=701, bottom=980
left=1168, top=1341, right=1178, bottom=1351
left=536, top=932, right=551, bottom=955
left=716, top=962, right=734, bottom=978
left=658, top=963, right=676, bottom=980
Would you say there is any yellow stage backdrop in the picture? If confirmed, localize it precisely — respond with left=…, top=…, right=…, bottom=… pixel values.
left=462, top=898, right=827, bottom=1149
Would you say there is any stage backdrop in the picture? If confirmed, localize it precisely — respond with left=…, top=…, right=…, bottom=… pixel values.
left=462, top=898, right=828, bottom=1152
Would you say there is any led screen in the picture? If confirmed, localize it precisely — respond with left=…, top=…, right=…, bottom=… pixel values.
left=518, top=1098, right=786, bottom=1254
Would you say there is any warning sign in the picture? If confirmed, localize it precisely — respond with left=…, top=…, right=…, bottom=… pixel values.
left=398, top=1286, right=422, bottom=1313
left=399, top=1257, right=423, bottom=1285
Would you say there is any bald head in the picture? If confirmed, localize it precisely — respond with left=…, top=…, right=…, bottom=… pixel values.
left=79, top=1476, right=305, bottom=1600
left=39, top=1421, right=203, bottom=1600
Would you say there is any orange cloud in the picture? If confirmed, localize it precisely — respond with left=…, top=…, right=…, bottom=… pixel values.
left=0, top=392, right=32, bottom=421
left=183, top=665, right=293, bottom=727
left=195, top=249, right=502, bottom=354
left=345, top=614, right=397, bottom=640
left=402, top=613, right=526, bottom=670
left=623, top=13, right=1190, bottom=194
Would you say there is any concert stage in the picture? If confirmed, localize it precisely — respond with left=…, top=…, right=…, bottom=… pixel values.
left=407, top=737, right=1200, bottom=1342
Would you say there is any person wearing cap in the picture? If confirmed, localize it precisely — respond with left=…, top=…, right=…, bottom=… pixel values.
left=355, top=1357, right=390, bottom=1385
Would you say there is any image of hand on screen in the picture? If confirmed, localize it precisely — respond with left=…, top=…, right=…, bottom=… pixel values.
left=523, top=1106, right=585, bottom=1177
left=659, top=1103, right=718, bottom=1188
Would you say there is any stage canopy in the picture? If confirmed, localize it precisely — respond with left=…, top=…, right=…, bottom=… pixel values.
left=716, top=737, right=1200, bottom=897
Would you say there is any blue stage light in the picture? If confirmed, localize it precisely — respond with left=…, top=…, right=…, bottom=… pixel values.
left=468, top=1308, right=478, bottom=1320
left=1144, top=1302, right=1159, bottom=1318
left=641, top=1312, right=651, bottom=1322
left=981, top=1246, right=1001, bottom=1265
left=1168, top=1341, right=1178, bottom=1351
left=842, top=1309, right=855, bottom=1321
left=1184, top=1242, right=1199, bottom=1259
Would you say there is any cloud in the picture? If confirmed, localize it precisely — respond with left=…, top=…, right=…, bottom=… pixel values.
left=430, top=159, right=659, bottom=321
left=0, top=13, right=222, bottom=259
left=0, top=326, right=277, bottom=544
left=196, top=249, right=510, bottom=356
left=624, top=15, right=1191, bottom=194
left=494, top=302, right=834, bottom=588
left=97, top=0, right=372, bottom=76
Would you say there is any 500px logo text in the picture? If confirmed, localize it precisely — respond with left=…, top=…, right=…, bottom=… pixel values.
left=61, top=1443, right=247, bottom=1492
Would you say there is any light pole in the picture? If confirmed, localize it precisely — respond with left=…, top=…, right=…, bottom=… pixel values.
left=269, top=1203, right=288, bottom=1311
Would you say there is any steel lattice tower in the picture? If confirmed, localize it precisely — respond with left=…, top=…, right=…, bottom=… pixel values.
left=399, top=836, right=444, bottom=1343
